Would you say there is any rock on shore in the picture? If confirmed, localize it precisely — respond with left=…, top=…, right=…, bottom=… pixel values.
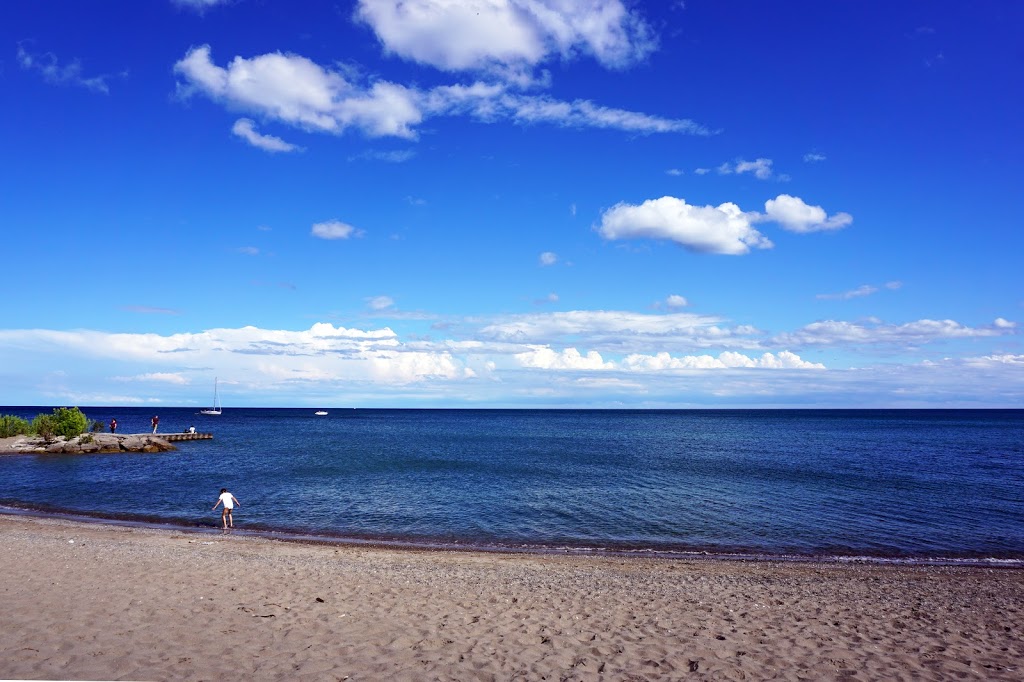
left=0, top=433, right=176, bottom=455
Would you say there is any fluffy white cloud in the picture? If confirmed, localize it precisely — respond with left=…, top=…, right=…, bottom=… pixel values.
left=515, top=346, right=614, bottom=370
left=597, top=196, right=772, bottom=255
left=1, top=317, right=1020, bottom=406
left=354, top=0, right=656, bottom=74
left=803, top=152, right=827, bottom=163
left=717, top=158, right=775, bottom=179
left=763, top=194, right=852, bottom=233
left=623, top=350, right=824, bottom=370
left=539, top=251, right=558, bottom=266
left=174, top=45, right=423, bottom=138
left=231, top=118, right=301, bottom=152
left=367, top=350, right=469, bottom=382
left=176, top=46, right=709, bottom=139
left=665, top=295, right=689, bottom=309
left=311, top=220, right=360, bottom=240
left=735, top=158, right=774, bottom=179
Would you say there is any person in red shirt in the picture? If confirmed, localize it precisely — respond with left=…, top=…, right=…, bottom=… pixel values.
left=151, top=415, right=159, bottom=433
left=109, top=418, right=117, bottom=433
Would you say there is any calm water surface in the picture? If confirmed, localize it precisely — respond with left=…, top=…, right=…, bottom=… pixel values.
left=1, top=408, right=1022, bottom=563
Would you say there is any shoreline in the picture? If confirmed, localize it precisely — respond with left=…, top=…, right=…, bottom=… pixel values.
left=3, top=505, right=1022, bottom=569
left=2, top=513, right=1022, bottom=680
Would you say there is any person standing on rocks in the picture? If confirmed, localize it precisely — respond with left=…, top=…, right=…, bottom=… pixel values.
left=151, top=415, right=159, bottom=433
left=212, top=488, right=240, bottom=529
left=109, top=418, right=117, bottom=433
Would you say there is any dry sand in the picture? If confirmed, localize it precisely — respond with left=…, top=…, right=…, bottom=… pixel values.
left=1, top=514, right=1021, bottom=681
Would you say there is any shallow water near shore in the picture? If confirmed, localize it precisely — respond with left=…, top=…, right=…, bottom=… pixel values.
left=1, top=407, right=1022, bottom=564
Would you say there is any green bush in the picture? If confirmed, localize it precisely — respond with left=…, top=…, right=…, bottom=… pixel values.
left=90, top=419, right=105, bottom=433
left=0, top=414, right=31, bottom=438
left=50, top=407, right=89, bottom=438
left=28, top=407, right=90, bottom=440
left=31, top=414, right=56, bottom=440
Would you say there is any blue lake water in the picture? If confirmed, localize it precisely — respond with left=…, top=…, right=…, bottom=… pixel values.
left=1, top=407, right=1022, bottom=564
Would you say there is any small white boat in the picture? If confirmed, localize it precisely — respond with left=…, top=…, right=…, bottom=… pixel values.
left=199, top=378, right=222, bottom=415
left=314, top=410, right=328, bottom=416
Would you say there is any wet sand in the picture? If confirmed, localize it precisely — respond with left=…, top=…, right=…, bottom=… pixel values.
left=1, top=514, right=1021, bottom=680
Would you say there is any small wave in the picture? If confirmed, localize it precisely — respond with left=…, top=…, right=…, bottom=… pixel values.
left=3, top=504, right=1021, bottom=569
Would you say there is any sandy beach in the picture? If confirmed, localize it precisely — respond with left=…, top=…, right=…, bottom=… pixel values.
left=1, top=514, right=1021, bottom=681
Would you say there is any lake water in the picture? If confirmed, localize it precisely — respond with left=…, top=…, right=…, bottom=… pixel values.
left=1, top=407, right=1022, bottom=564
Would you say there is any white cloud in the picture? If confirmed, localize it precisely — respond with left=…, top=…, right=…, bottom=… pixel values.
left=114, top=372, right=192, bottom=385
left=311, top=220, right=360, bottom=240
left=732, top=158, right=774, bottom=179
left=817, top=284, right=877, bottom=301
left=176, top=46, right=710, bottom=139
left=473, top=91, right=710, bottom=134
left=775, top=318, right=1016, bottom=347
left=367, top=350, right=467, bottom=383
left=17, top=45, right=115, bottom=93
left=817, top=281, right=902, bottom=301
left=597, top=196, right=772, bottom=255
left=174, top=45, right=423, bottom=139
left=694, top=168, right=710, bottom=175
left=354, top=0, right=657, bottom=74
left=516, top=346, right=614, bottom=370
left=539, top=251, right=558, bottom=266
left=478, top=309, right=761, bottom=352
left=665, top=294, right=689, bottom=309
left=1, top=316, right=1020, bottom=406
left=666, top=168, right=683, bottom=176
left=367, top=295, right=395, bottom=311
left=349, top=149, right=417, bottom=163
left=763, top=194, right=853, bottom=233
left=623, top=350, right=824, bottom=370
left=231, top=118, right=301, bottom=152
left=236, top=246, right=260, bottom=256
left=962, top=353, right=1024, bottom=367
left=803, top=152, right=827, bottom=163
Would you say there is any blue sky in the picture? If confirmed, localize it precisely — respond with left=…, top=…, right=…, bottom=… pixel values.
left=2, top=0, right=1022, bottom=408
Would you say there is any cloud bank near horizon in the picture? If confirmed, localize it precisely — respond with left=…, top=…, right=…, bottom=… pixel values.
left=0, top=311, right=1017, bottom=406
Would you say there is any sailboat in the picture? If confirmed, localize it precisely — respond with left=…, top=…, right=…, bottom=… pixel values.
left=199, top=378, right=222, bottom=415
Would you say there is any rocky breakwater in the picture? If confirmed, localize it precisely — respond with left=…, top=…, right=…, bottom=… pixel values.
left=0, top=433, right=177, bottom=455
